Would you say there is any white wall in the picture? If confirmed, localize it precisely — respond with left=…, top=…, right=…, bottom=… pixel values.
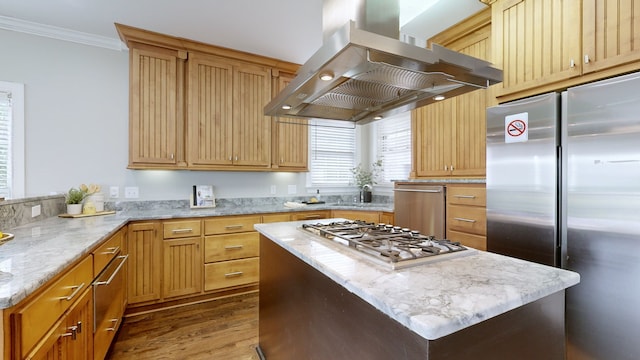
left=0, top=29, right=311, bottom=200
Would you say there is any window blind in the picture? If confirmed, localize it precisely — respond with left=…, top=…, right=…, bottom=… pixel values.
left=308, top=120, right=356, bottom=186
left=376, top=113, right=411, bottom=183
left=0, top=90, right=12, bottom=198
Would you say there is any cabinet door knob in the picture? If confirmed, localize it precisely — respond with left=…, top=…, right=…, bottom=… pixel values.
left=570, top=59, right=576, bottom=68
left=584, top=54, right=590, bottom=64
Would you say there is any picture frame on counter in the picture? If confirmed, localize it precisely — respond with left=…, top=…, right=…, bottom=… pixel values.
left=190, top=185, right=216, bottom=208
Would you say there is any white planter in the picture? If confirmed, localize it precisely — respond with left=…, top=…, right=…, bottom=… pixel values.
left=66, top=204, right=82, bottom=215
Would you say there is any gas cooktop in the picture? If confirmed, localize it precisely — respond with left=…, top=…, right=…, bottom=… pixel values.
left=301, top=220, right=475, bottom=269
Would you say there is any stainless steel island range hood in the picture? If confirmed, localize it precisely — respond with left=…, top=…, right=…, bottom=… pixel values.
left=265, top=0, right=502, bottom=124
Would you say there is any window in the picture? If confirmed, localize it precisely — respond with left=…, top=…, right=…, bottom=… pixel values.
left=375, top=113, right=411, bottom=184
left=308, top=119, right=356, bottom=187
left=0, top=81, right=25, bottom=199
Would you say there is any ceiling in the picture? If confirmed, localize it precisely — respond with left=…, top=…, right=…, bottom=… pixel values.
left=0, top=0, right=486, bottom=65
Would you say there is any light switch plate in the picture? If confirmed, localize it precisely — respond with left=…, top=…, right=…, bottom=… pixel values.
left=270, top=185, right=277, bottom=194
left=109, top=186, right=119, bottom=198
left=124, top=186, right=139, bottom=199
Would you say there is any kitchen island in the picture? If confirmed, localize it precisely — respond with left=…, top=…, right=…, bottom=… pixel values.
left=255, top=220, right=580, bottom=360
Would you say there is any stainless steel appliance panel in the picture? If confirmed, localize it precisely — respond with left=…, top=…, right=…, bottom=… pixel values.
left=486, top=93, right=560, bottom=266
left=564, top=72, right=640, bottom=360
left=393, top=183, right=445, bottom=239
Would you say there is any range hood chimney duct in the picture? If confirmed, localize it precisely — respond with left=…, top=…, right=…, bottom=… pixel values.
left=265, top=0, right=502, bottom=124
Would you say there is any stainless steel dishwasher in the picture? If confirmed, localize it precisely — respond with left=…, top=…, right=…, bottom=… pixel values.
left=393, top=183, right=445, bottom=239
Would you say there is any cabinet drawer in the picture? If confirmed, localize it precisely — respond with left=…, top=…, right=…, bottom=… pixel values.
left=331, top=210, right=380, bottom=223
left=447, top=186, right=486, bottom=207
left=261, top=213, right=291, bottom=223
left=447, top=205, right=487, bottom=236
left=447, top=230, right=487, bottom=251
left=93, top=229, right=123, bottom=276
left=14, top=255, right=93, bottom=355
left=205, top=232, right=259, bottom=262
left=204, top=258, right=259, bottom=291
left=290, top=211, right=330, bottom=221
left=163, top=219, right=202, bottom=239
left=204, top=215, right=262, bottom=235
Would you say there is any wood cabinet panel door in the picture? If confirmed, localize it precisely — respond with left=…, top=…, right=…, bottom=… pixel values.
left=186, top=53, right=234, bottom=166
left=127, top=222, right=162, bottom=304
left=582, top=0, right=640, bottom=74
left=232, top=63, right=272, bottom=167
left=273, top=73, right=308, bottom=170
left=492, top=0, right=581, bottom=97
left=163, top=237, right=202, bottom=299
left=129, top=45, right=183, bottom=167
left=413, top=98, right=455, bottom=177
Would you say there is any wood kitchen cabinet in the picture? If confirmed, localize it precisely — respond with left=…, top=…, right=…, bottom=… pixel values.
left=127, top=221, right=162, bottom=304
left=26, top=287, right=93, bottom=360
left=290, top=210, right=331, bottom=221
left=271, top=72, right=308, bottom=171
left=203, top=215, right=261, bottom=292
left=127, top=42, right=187, bottom=169
left=162, top=219, right=203, bottom=299
left=186, top=53, right=272, bottom=169
left=10, top=256, right=93, bottom=360
left=116, top=23, right=299, bottom=172
left=490, top=0, right=640, bottom=103
left=413, top=8, right=492, bottom=179
left=331, top=210, right=381, bottom=224
left=446, top=184, right=487, bottom=250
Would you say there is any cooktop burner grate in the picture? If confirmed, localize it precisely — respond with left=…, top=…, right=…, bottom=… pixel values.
left=301, top=220, right=474, bottom=269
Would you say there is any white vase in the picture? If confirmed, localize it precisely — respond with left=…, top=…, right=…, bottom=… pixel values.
left=66, top=203, right=82, bottom=215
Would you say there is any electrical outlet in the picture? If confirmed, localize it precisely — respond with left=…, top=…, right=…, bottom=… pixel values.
left=124, top=186, right=139, bottom=199
left=31, top=205, right=41, bottom=218
left=288, top=185, right=297, bottom=194
left=110, top=186, right=119, bottom=198
left=270, top=185, right=277, bottom=195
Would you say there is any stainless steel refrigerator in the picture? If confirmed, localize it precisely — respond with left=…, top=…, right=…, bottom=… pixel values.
left=486, top=72, right=640, bottom=360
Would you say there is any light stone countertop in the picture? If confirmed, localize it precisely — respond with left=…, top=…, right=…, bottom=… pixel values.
left=0, top=202, right=392, bottom=309
left=255, top=220, right=580, bottom=340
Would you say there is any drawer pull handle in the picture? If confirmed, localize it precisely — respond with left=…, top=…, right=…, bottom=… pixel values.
left=454, top=217, right=477, bottom=223
left=94, top=255, right=128, bottom=286
left=101, top=246, right=120, bottom=255
left=225, top=271, right=244, bottom=278
left=454, top=195, right=476, bottom=199
left=106, top=318, right=119, bottom=331
left=172, top=228, right=193, bottom=233
left=225, top=225, right=244, bottom=230
left=224, top=245, right=244, bottom=250
left=62, top=325, right=78, bottom=340
left=304, top=216, right=321, bottom=219
left=60, top=283, right=85, bottom=301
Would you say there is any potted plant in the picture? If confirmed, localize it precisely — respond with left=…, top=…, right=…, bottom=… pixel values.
left=64, top=183, right=101, bottom=215
left=351, top=159, right=383, bottom=203
left=65, top=187, right=87, bottom=215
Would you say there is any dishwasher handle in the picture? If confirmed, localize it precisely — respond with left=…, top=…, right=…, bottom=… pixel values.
left=393, top=188, right=442, bottom=194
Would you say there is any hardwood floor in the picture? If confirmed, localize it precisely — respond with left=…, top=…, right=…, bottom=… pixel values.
left=107, top=292, right=259, bottom=360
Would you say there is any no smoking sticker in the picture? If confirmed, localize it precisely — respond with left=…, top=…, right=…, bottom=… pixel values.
left=505, top=112, right=528, bottom=143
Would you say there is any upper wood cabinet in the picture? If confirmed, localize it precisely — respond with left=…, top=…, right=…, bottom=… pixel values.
left=271, top=72, right=308, bottom=171
left=128, top=43, right=187, bottom=169
left=116, top=23, right=298, bottom=172
left=412, top=8, right=493, bottom=179
left=491, top=0, right=640, bottom=102
left=186, top=53, right=272, bottom=169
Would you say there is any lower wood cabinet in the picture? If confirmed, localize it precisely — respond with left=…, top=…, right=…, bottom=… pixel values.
left=290, top=210, right=331, bottom=221
left=25, top=287, right=93, bottom=360
left=127, top=221, right=162, bottom=304
left=331, top=210, right=381, bottom=223
left=162, top=219, right=203, bottom=299
left=204, top=258, right=260, bottom=291
left=446, top=184, right=487, bottom=250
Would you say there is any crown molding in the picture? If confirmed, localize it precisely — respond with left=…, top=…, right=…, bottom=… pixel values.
left=0, top=15, right=125, bottom=51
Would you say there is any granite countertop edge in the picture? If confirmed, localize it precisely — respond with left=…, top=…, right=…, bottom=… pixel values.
left=0, top=202, right=392, bottom=308
left=254, top=221, right=580, bottom=341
